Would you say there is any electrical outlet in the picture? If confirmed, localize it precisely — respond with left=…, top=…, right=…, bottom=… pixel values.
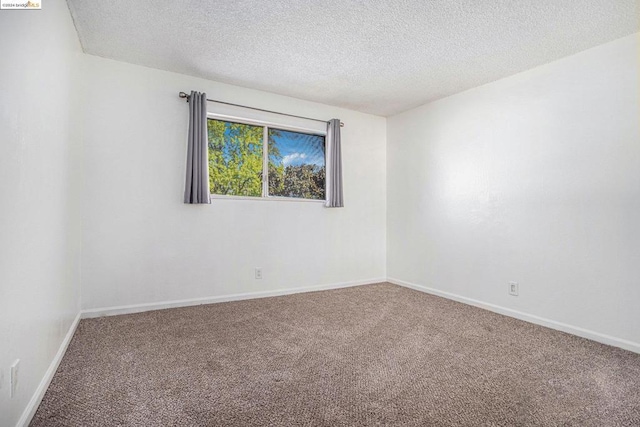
left=10, top=359, right=19, bottom=398
left=508, top=281, right=519, bottom=296
left=255, top=268, right=262, bottom=279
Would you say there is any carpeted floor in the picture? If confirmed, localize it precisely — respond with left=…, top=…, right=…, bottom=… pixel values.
left=32, top=283, right=640, bottom=426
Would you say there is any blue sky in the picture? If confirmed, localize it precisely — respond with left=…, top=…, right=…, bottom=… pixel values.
left=270, top=129, right=325, bottom=167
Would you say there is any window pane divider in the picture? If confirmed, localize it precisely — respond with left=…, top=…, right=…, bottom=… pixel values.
left=261, top=126, right=269, bottom=197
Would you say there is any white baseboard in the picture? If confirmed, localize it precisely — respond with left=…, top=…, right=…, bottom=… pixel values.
left=388, top=277, right=640, bottom=355
left=16, top=311, right=82, bottom=427
left=81, top=278, right=387, bottom=319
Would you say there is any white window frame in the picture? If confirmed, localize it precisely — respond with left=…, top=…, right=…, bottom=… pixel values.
left=206, top=112, right=327, bottom=203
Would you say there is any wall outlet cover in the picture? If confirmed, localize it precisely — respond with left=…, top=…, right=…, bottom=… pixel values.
left=508, top=281, right=519, bottom=296
left=10, top=359, right=19, bottom=398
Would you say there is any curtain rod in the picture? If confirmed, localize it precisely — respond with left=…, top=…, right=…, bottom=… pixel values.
left=179, top=92, right=344, bottom=127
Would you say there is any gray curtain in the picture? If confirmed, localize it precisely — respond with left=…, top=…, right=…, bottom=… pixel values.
left=325, top=118, right=343, bottom=207
left=183, top=91, right=210, bottom=204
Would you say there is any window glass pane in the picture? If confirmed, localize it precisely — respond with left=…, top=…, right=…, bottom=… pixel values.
left=268, top=129, right=326, bottom=200
left=207, top=119, right=263, bottom=197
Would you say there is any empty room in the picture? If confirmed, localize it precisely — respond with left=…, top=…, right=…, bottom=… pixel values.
left=1, top=0, right=639, bottom=425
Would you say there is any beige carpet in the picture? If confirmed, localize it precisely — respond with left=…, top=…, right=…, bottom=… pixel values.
left=32, top=283, right=640, bottom=426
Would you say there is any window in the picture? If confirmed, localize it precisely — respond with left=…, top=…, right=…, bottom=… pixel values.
left=207, top=119, right=326, bottom=201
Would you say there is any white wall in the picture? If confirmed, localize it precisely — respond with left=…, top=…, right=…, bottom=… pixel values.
left=387, top=34, right=640, bottom=348
left=79, top=55, right=387, bottom=310
left=0, top=1, right=83, bottom=425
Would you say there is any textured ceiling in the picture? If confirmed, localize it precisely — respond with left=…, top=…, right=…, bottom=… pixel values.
left=66, top=0, right=639, bottom=116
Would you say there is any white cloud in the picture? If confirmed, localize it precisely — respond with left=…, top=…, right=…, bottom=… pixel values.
left=282, top=152, right=307, bottom=166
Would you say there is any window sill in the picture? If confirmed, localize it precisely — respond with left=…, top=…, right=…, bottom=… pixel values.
left=210, top=194, right=326, bottom=204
